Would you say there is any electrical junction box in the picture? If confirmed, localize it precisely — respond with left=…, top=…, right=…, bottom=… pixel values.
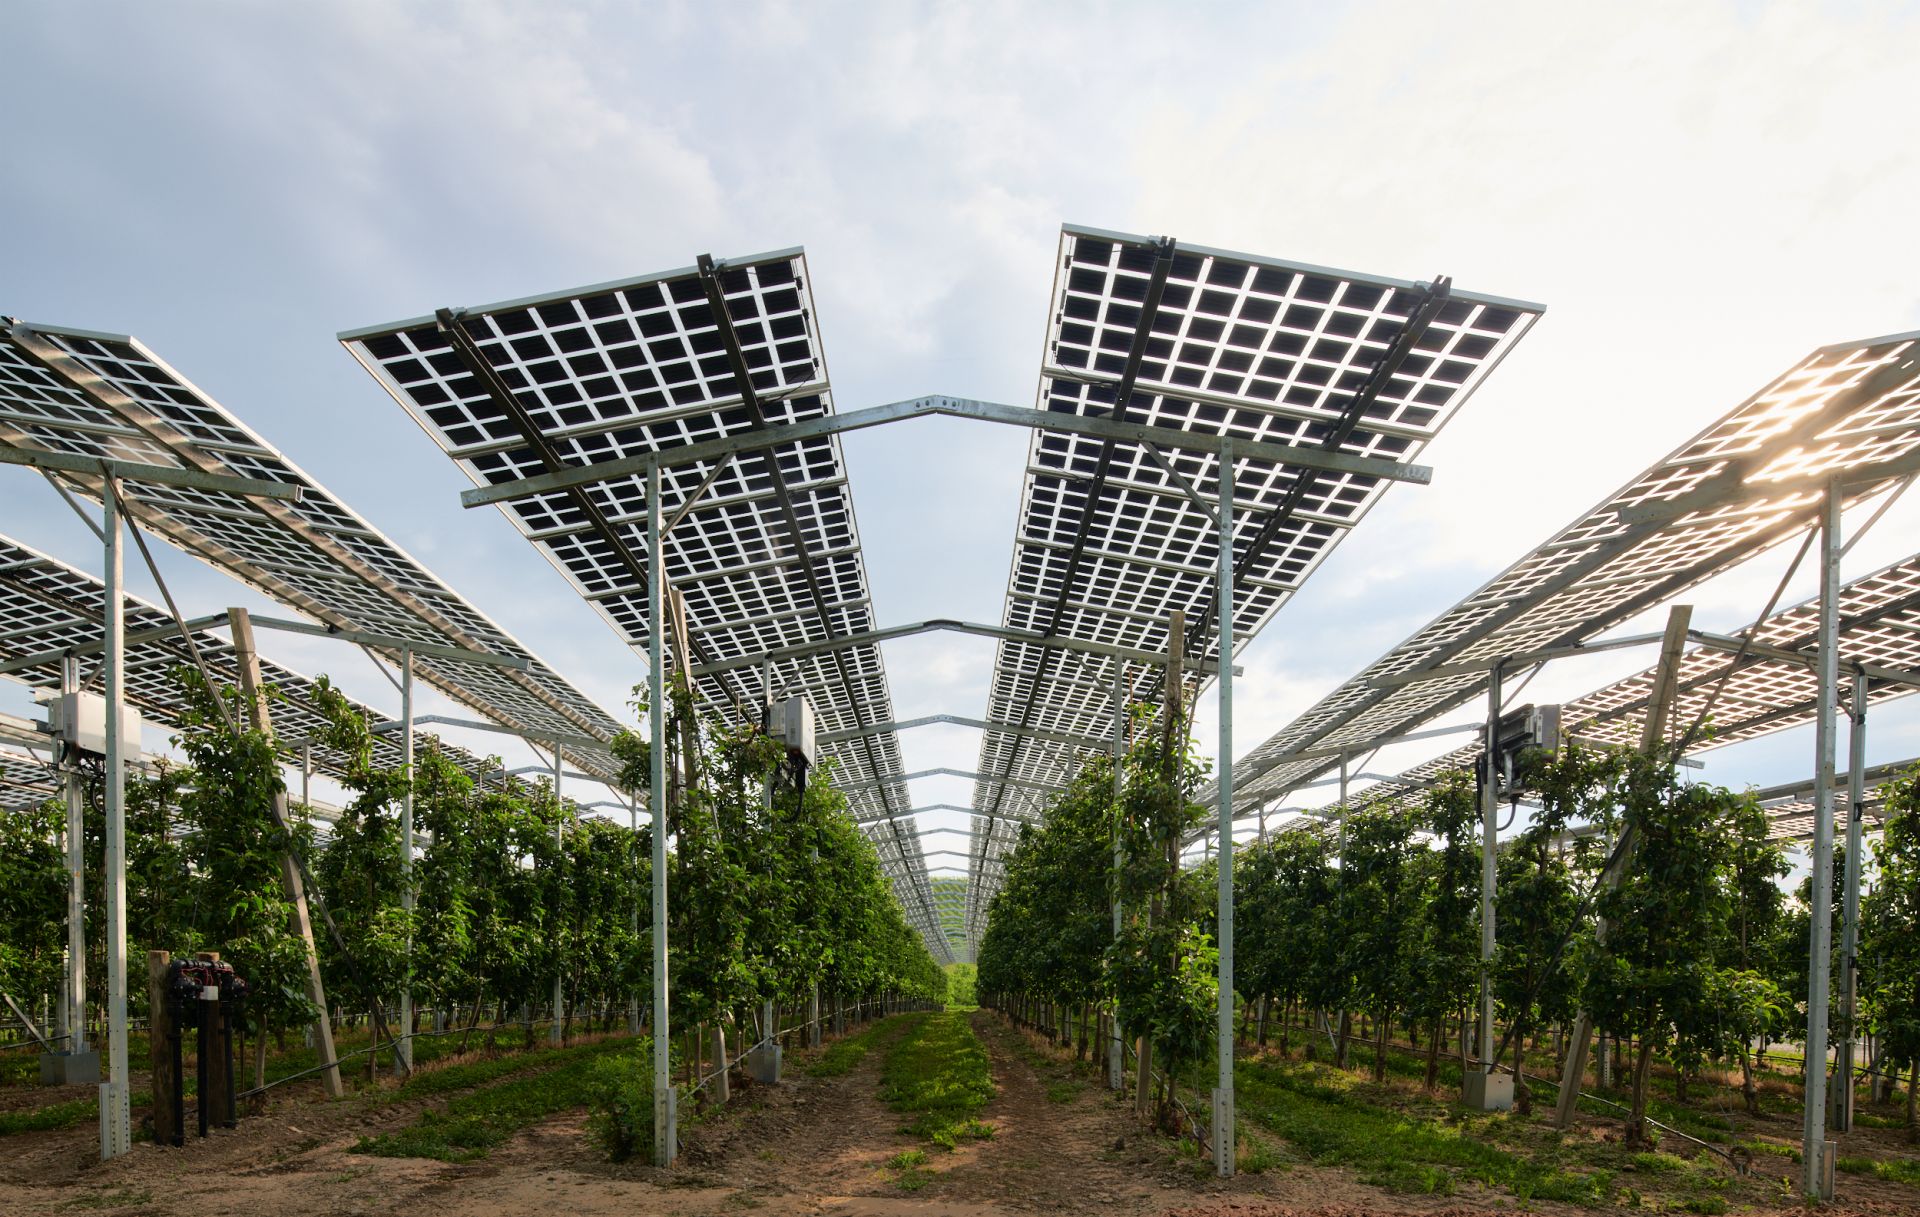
left=39, top=691, right=143, bottom=761
left=769, top=694, right=818, bottom=768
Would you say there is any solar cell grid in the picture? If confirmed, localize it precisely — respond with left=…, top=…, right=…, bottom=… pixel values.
left=342, top=250, right=952, bottom=958
left=0, top=324, right=626, bottom=783
left=0, top=535, right=526, bottom=788
left=963, top=226, right=1542, bottom=935
left=1221, top=330, right=1920, bottom=814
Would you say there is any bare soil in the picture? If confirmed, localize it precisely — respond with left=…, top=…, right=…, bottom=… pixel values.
left=0, top=1013, right=1914, bottom=1217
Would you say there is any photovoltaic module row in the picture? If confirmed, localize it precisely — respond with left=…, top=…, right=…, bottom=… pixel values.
left=339, top=251, right=950, bottom=959
left=1332, top=544, right=1920, bottom=842
left=0, top=533, right=517, bottom=791
left=1216, top=328, right=1920, bottom=815
left=963, top=225, right=1545, bottom=939
left=0, top=322, right=625, bottom=781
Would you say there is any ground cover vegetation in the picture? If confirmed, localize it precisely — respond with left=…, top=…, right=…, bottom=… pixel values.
left=1, top=666, right=945, bottom=1158
left=979, top=699, right=1920, bottom=1194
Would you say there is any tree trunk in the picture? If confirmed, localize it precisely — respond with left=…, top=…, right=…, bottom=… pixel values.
left=1908, top=1058, right=1917, bottom=1142
left=1373, top=1011, right=1389, bottom=1082
left=1425, top=1019, right=1442, bottom=1090
left=1627, top=1039, right=1655, bottom=1148
left=1675, top=1066, right=1689, bottom=1104
left=1336, top=1009, right=1352, bottom=1069
left=1739, top=1041, right=1758, bottom=1115
left=1256, top=995, right=1269, bottom=1048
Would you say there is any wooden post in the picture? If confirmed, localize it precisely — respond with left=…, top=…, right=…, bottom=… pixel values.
left=1554, top=605, right=1692, bottom=1127
left=228, top=607, right=345, bottom=1098
left=147, top=951, right=176, bottom=1146
left=198, top=951, right=233, bottom=1128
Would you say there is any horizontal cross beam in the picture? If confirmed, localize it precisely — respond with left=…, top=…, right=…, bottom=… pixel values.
left=819, top=713, right=1105, bottom=750
left=691, top=616, right=1239, bottom=679
left=0, top=442, right=305, bottom=502
left=459, top=394, right=1434, bottom=509
left=247, top=615, right=533, bottom=671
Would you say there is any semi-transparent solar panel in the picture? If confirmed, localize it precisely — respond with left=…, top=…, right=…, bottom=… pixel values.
left=963, top=225, right=1543, bottom=933
left=1224, top=330, right=1920, bottom=813
left=342, top=250, right=950, bottom=958
left=0, top=324, right=624, bottom=782
left=0, top=536, right=514, bottom=786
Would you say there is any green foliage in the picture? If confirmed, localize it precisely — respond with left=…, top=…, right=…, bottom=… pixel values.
left=1866, top=767, right=1920, bottom=1091
left=584, top=1039, right=656, bottom=1162
left=943, top=962, right=976, bottom=1007
left=0, top=790, right=65, bottom=1003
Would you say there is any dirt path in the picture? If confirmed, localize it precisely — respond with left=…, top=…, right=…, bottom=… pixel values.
left=9, top=1012, right=1915, bottom=1216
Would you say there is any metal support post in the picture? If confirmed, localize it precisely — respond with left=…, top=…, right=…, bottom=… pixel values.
left=1214, top=441, right=1235, bottom=1178
left=397, top=647, right=414, bottom=1072
left=627, top=791, right=643, bottom=1037
left=100, top=485, right=131, bottom=1159
left=1802, top=478, right=1841, bottom=1199
left=1466, top=661, right=1505, bottom=1111
left=648, top=462, right=675, bottom=1166
left=1109, top=659, right=1126, bottom=1092
left=552, top=747, right=565, bottom=1045
left=63, top=656, right=87, bottom=1055
left=1834, top=669, right=1868, bottom=1132
left=300, top=743, right=312, bottom=825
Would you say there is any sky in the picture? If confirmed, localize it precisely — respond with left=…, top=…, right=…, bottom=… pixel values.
left=4, top=0, right=1920, bottom=894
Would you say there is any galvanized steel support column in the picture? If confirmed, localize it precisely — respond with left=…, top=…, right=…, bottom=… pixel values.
left=1802, top=478, right=1841, bottom=1199
left=397, top=647, right=414, bottom=1073
left=1477, top=663, right=1503, bottom=1084
left=100, top=484, right=131, bottom=1159
left=62, top=655, right=86, bottom=1055
left=649, top=462, right=675, bottom=1166
left=1109, top=659, right=1125, bottom=1092
left=1213, top=441, right=1235, bottom=1178
left=628, top=791, right=643, bottom=1037
left=1834, top=669, right=1868, bottom=1132
left=551, top=747, right=565, bottom=1045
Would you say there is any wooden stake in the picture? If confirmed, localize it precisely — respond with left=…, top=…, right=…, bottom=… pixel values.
left=147, top=951, right=176, bottom=1146
left=228, top=607, right=345, bottom=1099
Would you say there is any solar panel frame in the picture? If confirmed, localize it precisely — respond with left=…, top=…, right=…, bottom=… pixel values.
left=0, top=323, right=625, bottom=782
left=962, top=225, right=1545, bottom=940
left=0, top=534, right=529, bottom=789
left=1220, top=329, right=1920, bottom=813
left=340, top=249, right=952, bottom=959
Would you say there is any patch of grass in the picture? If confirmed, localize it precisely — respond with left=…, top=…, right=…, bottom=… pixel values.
left=887, top=1148, right=928, bottom=1168
left=1630, top=1150, right=1689, bottom=1174
left=1237, top=1135, right=1290, bottom=1174
left=0, top=1095, right=97, bottom=1136
left=1739, top=1138, right=1798, bottom=1160
left=880, top=1011, right=995, bottom=1151
left=1045, top=1079, right=1081, bottom=1104
left=1837, top=1154, right=1920, bottom=1185
left=351, top=1038, right=625, bottom=1162
left=1235, top=1057, right=1612, bottom=1204
left=807, top=1013, right=916, bottom=1078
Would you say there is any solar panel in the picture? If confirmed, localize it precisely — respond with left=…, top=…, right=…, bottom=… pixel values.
left=0, top=744, right=60, bottom=810
left=339, top=250, right=950, bottom=960
left=1221, top=329, right=1920, bottom=815
left=1290, top=549, right=1920, bottom=842
left=963, top=225, right=1544, bottom=941
left=0, top=323, right=624, bottom=782
left=0, top=534, right=524, bottom=787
